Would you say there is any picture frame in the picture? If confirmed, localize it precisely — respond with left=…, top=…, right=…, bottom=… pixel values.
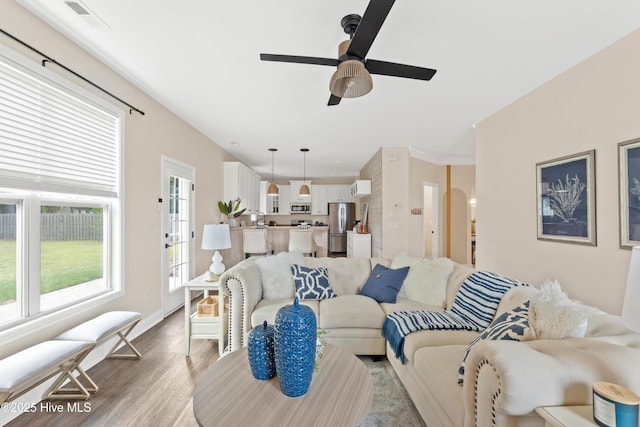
left=536, top=150, right=596, bottom=245
left=618, top=138, right=640, bottom=248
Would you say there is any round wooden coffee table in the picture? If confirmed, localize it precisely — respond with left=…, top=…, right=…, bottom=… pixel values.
left=193, top=344, right=373, bottom=426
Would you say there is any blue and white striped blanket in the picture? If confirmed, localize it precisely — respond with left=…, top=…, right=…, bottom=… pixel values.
left=382, top=271, right=529, bottom=363
left=382, top=311, right=480, bottom=363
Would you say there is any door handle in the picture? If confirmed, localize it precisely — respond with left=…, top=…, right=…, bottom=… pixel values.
left=164, top=243, right=172, bottom=249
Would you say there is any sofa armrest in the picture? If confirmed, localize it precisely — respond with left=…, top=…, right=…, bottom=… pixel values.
left=463, top=337, right=640, bottom=427
left=218, top=259, right=263, bottom=352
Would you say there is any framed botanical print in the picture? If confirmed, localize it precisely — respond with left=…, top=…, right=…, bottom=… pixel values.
left=618, top=138, right=640, bottom=248
left=536, top=150, right=596, bottom=245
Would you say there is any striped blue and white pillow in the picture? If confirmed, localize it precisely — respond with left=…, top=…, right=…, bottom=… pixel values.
left=291, top=264, right=337, bottom=300
left=450, top=271, right=528, bottom=330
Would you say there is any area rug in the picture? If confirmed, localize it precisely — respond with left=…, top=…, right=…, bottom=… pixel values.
left=358, top=356, right=426, bottom=427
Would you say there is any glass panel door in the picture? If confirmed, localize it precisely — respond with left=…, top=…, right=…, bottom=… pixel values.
left=162, top=157, right=195, bottom=316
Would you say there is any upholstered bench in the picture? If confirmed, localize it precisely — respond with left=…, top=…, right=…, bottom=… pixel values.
left=55, top=311, right=143, bottom=360
left=0, top=340, right=95, bottom=404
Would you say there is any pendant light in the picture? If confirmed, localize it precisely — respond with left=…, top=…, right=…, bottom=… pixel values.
left=299, top=148, right=310, bottom=197
left=267, top=148, right=279, bottom=196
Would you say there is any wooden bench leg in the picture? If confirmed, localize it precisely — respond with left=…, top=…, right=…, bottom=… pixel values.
left=44, top=347, right=94, bottom=400
left=105, top=320, right=142, bottom=359
left=69, top=365, right=99, bottom=393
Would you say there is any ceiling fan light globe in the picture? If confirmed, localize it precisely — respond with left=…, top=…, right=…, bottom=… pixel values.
left=329, top=60, right=373, bottom=98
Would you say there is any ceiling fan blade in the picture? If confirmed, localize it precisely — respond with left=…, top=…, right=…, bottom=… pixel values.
left=260, top=54, right=338, bottom=67
left=365, top=59, right=437, bottom=81
left=328, top=94, right=342, bottom=106
left=347, top=0, right=395, bottom=59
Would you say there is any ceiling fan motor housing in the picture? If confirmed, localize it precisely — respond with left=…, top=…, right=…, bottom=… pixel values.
left=341, top=14, right=362, bottom=38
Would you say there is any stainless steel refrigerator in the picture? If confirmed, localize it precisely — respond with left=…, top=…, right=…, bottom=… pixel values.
left=328, top=202, right=356, bottom=253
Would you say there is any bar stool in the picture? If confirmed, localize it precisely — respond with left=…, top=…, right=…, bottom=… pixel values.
left=243, top=229, right=273, bottom=258
left=288, top=229, right=317, bottom=257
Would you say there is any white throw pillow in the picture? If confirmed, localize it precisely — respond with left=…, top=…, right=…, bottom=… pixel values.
left=529, top=280, right=599, bottom=339
left=255, top=250, right=305, bottom=299
left=391, top=252, right=454, bottom=307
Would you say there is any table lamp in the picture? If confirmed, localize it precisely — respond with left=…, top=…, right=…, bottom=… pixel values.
left=201, top=224, right=231, bottom=280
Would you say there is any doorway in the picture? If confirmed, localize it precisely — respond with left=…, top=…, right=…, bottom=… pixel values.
left=161, top=156, right=195, bottom=317
left=423, top=182, right=439, bottom=258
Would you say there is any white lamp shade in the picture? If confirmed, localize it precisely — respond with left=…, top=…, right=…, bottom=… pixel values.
left=622, top=246, right=640, bottom=333
left=201, top=224, right=231, bottom=250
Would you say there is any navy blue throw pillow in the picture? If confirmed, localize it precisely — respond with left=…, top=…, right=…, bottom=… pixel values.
left=359, top=264, right=410, bottom=303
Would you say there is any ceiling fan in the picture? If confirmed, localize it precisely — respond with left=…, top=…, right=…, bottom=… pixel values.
left=260, top=0, right=437, bottom=106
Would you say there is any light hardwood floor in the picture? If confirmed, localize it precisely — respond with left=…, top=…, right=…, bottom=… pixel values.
left=7, top=303, right=214, bottom=427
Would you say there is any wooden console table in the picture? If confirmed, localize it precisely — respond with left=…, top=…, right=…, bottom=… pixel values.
left=193, top=344, right=373, bottom=426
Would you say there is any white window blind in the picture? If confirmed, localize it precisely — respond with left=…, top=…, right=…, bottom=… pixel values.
left=0, top=54, right=120, bottom=197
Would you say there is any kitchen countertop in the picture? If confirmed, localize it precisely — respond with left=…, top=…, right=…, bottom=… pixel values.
left=224, top=225, right=329, bottom=266
left=230, top=225, right=328, bottom=229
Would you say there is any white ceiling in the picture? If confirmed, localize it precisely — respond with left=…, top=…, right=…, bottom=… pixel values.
left=15, top=0, right=640, bottom=181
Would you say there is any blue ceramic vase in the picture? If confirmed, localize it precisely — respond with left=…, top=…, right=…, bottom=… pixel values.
left=248, top=320, right=276, bottom=380
left=274, top=297, right=317, bottom=397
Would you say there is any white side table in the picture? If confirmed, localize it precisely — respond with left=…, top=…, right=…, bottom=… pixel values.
left=182, top=273, right=227, bottom=356
left=535, top=406, right=597, bottom=427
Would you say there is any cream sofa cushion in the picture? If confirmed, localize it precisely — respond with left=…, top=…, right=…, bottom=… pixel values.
left=305, top=257, right=372, bottom=296
left=445, top=264, right=476, bottom=309
left=413, top=345, right=466, bottom=427
left=319, top=295, right=385, bottom=329
left=379, top=296, right=442, bottom=315
left=251, top=298, right=319, bottom=328
left=391, top=253, right=455, bottom=307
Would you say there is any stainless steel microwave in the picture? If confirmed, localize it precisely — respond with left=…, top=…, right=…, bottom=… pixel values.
left=290, top=204, right=311, bottom=214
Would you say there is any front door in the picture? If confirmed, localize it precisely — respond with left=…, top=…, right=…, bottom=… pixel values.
left=161, top=157, right=195, bottom=317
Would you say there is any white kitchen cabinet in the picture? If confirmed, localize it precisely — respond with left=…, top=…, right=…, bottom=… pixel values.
left=311, top=185, right=329, bottom=215
left=350, top=180, right=371, bottom=198
left=289, top=180, right=312, bottom=203
left=347, top=230, right=371, bottom=258
left=224, top=162, right=260, bottom=213
left=327, top=185, right=352, bottom=203
left=259, top=181, right=285, bottom=214
left=279, top=185, right=290, bottom=214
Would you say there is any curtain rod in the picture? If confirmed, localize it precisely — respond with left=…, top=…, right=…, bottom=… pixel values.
left=0, top=27, right=145, bottom=116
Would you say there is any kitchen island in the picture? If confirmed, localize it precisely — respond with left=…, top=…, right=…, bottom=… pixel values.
left=223, top=226, right=328, bottom=268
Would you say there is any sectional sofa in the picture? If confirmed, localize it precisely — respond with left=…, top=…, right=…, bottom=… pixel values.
left=218, top=252, right=640, bottom=427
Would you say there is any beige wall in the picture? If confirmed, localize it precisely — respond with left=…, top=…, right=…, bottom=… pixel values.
left=360, top=149, right=475, bottom=263
left=380, top=147, right=411, bottom=259
left=476, top=29, right=640, bottom=314
left=1, top=3, right=225, bottom=355
left=359, top=149, right=382, bottom=257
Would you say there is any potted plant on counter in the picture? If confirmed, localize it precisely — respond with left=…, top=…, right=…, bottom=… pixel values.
left=218, top=197, right=246, bottom=226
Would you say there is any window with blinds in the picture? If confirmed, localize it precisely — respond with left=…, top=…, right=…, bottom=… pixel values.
left=0, top=45, right=123, bottom=329
left=0, top=55, right=120, bottom=197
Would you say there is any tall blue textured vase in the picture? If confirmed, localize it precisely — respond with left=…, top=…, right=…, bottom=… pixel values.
left=247, top=321, right=276, bottom=380
left=274, top=297, right=317, bottom=397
